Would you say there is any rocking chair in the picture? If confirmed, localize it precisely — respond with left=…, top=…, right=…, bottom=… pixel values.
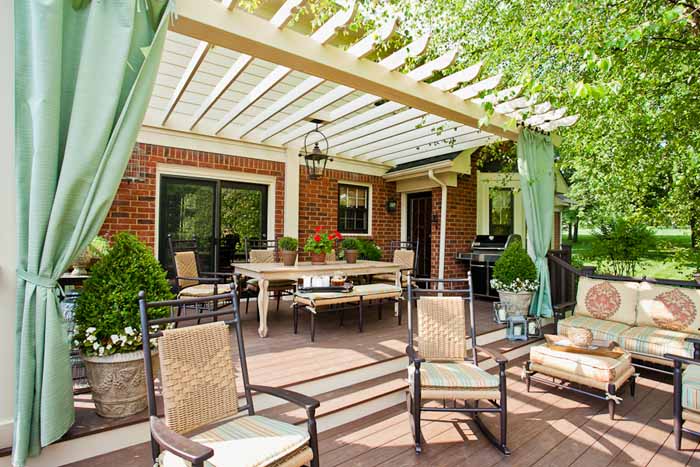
left=139, top=289, right=320, bottom=467
left=406, top=275, right=510, bottom=455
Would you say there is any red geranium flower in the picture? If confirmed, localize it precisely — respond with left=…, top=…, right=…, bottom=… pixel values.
left=334, top=230, right=343, bottom=240
left=329, top=233, right=335, bottom=240
left=314, top=225, right=323, bottom=233
left=314, top=234, right=321, bottom=242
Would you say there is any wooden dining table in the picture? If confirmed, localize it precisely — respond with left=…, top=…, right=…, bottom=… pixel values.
left=233, top=260, right=402, bottom=337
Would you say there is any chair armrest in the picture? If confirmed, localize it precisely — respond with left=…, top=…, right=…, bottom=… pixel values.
left=475, top=346, right=508, bottom=365
left=406, top=345, right=425, bottom=364
left=248, top=385, right=320, bottom=411
left=687, top=336, right=700, bottom=346
left=664, top=353, right=700, bottom=367
left=553, top=301, right=576, bottom=320
left=200, top=271, right=233, bottom=279
left=150, top=416, right=213, bottom=464
left=177, top=276, right=222, bottom=284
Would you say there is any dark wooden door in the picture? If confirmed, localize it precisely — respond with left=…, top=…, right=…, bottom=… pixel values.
left=407, top=192, right=432, bottom=277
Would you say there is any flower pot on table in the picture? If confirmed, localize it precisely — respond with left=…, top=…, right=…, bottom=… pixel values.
left=281, top=250, right=297, bottom=267
left=310, top=252, right=327, bottom=265
left=344, top=249, right=359, bottom=264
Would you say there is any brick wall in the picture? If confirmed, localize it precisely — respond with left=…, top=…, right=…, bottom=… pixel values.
left=297, top=168, right=400, bottom=261
left=100, top=143, right=286, bottom=250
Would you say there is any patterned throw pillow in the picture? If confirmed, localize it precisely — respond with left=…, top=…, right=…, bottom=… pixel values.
left=637, top=283, right=700, bottom=333
left=574, top=277, right=640, bottom=325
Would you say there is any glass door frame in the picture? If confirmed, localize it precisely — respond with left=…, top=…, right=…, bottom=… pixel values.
left=158, top=174, right=269, bottom=272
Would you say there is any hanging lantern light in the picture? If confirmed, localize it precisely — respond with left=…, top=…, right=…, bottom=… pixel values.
left=300, top=120, right=331, bottom=180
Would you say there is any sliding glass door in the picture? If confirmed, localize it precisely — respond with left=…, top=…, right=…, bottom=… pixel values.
left=159, top=176, right=268, bottom=274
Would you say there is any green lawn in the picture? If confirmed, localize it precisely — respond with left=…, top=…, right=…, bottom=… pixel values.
left=562, top=228, right=696, bottom=280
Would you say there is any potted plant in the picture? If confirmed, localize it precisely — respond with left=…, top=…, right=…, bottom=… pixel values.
left=74, top=233, right=173, bottom=418
left=278, top=236, right=298, bottom=266
left=490, top=242, right=539, bottom=316
left=341, top=238, right=360, bottom=264
left=304, top=226, right=341, bottom=264
left=357, top=238, right=382, bottom=261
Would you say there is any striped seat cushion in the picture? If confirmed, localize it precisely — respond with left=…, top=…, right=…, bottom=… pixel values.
left=179, top=283, right=232, bottom=298
left=160, top=415, right=311, bottom=467
left=408, top=362, right=499, bottom=390
left=530, top=344, right=633, bottom=383
left=618, top=326, right=695, bottom=359
left=683, top=364, right=700, bottom=412
left=353, top=283, right=402, bottom=299
left=557, top=316, right=632, bottom=343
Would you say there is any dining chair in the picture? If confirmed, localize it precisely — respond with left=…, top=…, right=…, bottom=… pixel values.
left=372, top=240, right=418, bottom=287
left=244, top=238, right=296, bottom=315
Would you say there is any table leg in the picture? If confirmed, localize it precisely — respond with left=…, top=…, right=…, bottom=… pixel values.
left=258, top=279, right=270, bottom=337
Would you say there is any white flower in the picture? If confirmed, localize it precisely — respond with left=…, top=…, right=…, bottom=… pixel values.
left=106, top=344, right=112, bottom=350
left=86, top=335, right=97, bottom=343
left=125, top=326, right=134, bottom=336
left=85, top=327, right=96, bottom=334
left=110, top=334, right=120, bottom=344
left=73, top=340, right=79, bottom=347
left=93, top=342, right=100, bottom=350
left=98, top=346, right=105, bottom=356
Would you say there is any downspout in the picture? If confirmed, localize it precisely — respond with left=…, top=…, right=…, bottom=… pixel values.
left=427, top=170, right=447, bottom=281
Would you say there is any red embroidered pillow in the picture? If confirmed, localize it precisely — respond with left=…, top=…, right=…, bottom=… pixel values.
left=574, top=278, right=639, bottom=325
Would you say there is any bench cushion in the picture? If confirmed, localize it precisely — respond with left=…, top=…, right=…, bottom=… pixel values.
left=683, top=364, right=700, bottom=412
left=179, top=283, right=232, bottom=298
left=636, top=282, right=700, bottom=334
left=617, top=326, right=695, bottom=359
left=573, top=277, right=640, bottom=326
left=530, top=344, right=633, bottom=383
left=160, top=415, right=312, bottom=467
left=557, top=316, right=632, bottom=343
left=353, top=283, right=402, bottom=300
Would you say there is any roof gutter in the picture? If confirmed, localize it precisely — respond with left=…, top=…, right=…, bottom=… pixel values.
left=427, top=169, right=447, bottom=282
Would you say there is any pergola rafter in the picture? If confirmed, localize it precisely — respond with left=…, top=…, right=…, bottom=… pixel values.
left=150, top=0, right=579, bottom=168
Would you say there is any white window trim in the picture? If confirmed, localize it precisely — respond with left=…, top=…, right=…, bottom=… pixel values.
left=154, top=163, right=276, bottom=258
left=476, top=171, right=525, bottom=238
left=337, top=180, right=373, bottom=237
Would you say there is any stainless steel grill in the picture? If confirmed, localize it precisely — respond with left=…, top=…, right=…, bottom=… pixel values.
left=456, top=234, right=522, bottom=299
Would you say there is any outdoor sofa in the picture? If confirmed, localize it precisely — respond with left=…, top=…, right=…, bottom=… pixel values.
left=555, top=275, right=700, bottom=373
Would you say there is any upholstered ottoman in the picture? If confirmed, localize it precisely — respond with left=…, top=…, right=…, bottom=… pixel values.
left=525, top=343, right=636, bottom=419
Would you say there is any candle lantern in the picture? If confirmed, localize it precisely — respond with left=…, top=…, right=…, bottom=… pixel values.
left=527, top=316, right=542, bottom=338
left=506, top=315, right=528, bottom=341
left=493, top=302, right=508, bottom=324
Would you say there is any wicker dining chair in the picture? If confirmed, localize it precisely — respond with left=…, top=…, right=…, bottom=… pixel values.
left=168, top=235, right=233, bottom=319
left=373, top=240, right=418, bottom=287
left=244, top=238, right=296, bottom=315
left=406, top=274, right=510, bottom=455
left=139, top=286, right=320, bottom=467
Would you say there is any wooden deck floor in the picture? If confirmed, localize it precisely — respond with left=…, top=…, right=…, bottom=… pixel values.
left=64, top=358, right=700, bottom=467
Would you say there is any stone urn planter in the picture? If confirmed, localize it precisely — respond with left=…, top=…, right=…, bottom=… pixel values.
left=281, top=250, right=297, bottom=267
left=497, top=290, right=533, bottom=316
left=82, top=350, right=155, bottom=418
left=310, top=252, right=326, bottom=265
left=344, top=249, right=359, bottom=264
left=70, top=250, right=92, bottom=276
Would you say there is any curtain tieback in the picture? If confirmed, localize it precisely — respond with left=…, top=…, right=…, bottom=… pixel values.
left=16, top=268, right=58, bottom=288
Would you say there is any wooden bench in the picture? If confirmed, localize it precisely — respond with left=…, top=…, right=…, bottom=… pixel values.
left=293, top=284, right=403, bottom=341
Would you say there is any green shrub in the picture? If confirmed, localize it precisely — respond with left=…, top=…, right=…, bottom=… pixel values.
left=278, top=236, right=298, bottom=251
left=341, top=238, right=360, bottom=250
left=590, top=218, right=655, bottom=277
left=674, top=247, right=700, bottom=276
left=357, top=239, right=382, bottom=261
left=491, top=242, right=538, bottom=292
left=74, top=232, right=173, bottom=357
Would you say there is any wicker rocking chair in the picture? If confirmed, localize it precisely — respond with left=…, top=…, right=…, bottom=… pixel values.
left=406, top=275, right=510, bottom=455
left=139, top=289, right=320, bottom=467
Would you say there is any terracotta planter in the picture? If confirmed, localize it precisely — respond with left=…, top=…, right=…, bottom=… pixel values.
left=82, top=350, right=154, bottom=418
left=310, top=252, right=326, bottom=265
left=281, top=250, right=297, bottom=267
left=497, top=290, right=533, bottom=316
left=344, top=249, right=359, bottom=264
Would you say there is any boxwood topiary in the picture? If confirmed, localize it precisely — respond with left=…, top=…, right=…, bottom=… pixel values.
left=74, top=232, right=173, bottom=357
left=492, top=242, right=537, bottom=286
left=341, top=238, right=360, bottom=250
left=278, top=236, right=298, bottom=251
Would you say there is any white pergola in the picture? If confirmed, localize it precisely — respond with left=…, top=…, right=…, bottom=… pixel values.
left=145, top=0, right=578, bottom=167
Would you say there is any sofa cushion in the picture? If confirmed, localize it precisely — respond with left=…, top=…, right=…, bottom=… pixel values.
left=636, top=282, right=700, bottom=334
left=618, top=326, right=695, bottom=359
left=530, top=344, right=633, bottom=383
left=683, top=364, right=700, bottom=412
left=573, top=277, right=640, bottom=326
left=557, top=316, right=632, bottom=343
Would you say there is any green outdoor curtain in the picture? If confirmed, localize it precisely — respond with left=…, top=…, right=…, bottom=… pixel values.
left=517, top=129, right=555, bottom=318
left=13, top=1, right=170, bottom=465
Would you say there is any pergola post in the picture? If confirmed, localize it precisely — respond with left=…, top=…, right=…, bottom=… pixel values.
left=0, top=0, right=16, bottom=448
left=284, top=145, right=301, bottom=239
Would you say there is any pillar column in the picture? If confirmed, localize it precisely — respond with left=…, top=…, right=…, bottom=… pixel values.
left=284, top=145, right=301, bottom=238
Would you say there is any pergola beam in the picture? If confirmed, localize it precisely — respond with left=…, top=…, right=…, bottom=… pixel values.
left=170, top=0, right=521, bottom=141
left=389, top=134, right=501, bottom=165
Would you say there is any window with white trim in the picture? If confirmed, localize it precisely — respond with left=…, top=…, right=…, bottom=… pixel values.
left=338, top=184, right=369, bottom=234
